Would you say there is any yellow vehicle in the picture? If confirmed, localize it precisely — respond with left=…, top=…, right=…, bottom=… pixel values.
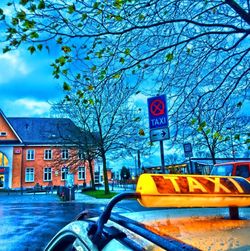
left=45, top=174, right=250, bottom=251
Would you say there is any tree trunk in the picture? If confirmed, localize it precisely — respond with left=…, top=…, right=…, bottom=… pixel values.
left=88, top=158, right=95, bottom=190
left=211, top=150, right=216, bottom=165
left=101, top=152, right=110, bottom=194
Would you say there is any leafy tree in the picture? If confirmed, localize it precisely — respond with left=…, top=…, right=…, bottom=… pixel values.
left=1, top=0, right=249, bottom=117
left=177, top=95, right=250, bottom=164
left=52, top=77, right=146, bottom=194
left=1, top=0, right=249, bottom=162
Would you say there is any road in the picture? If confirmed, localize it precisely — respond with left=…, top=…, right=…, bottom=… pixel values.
left=0, top=198, right=144, bottom=251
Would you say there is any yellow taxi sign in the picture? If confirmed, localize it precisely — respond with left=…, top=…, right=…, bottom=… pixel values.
left=136, top=174, right=250, bottom=208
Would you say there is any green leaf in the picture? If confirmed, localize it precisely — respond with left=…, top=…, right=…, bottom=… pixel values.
left=77, top=90, right=84, bottom=98
left=234, top=134, right=240, bottom=140
left=190, top=118, right=197, bottom=125
left=37, top=44, right=43, bottom=51
left=10, top=39, right=19, bottom=46
left=133, top=117, right=141, bottom=122
left=11, top=18, right=19, bottom=25
left=114, top=15, right=123, bottom=21
left=119, top=57, right=125, bottom=64
left=57, top=56, right=66, bottom=66
left=197, top=121, right=206, bottom=131
left=76, top=73, right=81, bottom=80
left=82, top=13, right=88, bottom=20
left=245, top=139, right=250, bottom=144
left=236, top=101, right=242, bottom=107
left=28, top=4, right=36, bottom=12
left=38, top=0, right=45, bottom=9
left=56, top=37, right=63, bottom=44
left=91, top=65, right=97, bottom=72
left=166, top=52, right=174, bottom=61
left=3, top=46, right=11, bottom=53
left=21, top=34, right=27, bottom=41
left=139, top=129, right=145, bottom=136
left=16, top=10, right=26, bottom=20
left=30, top=31, right=39, bottom=39
left=200, top=121, right=207, bottom=128
left=62, top=69, right=68, bottom=75
left=19, top=0, right=29, bottom=5
left=93, top=2, right=100, bottom=9
left=62, top=46, right=71, bottom=53
left=63, top=82, right=71, bottom=91
left=89, top=99, right=94, bottom=105
left=65, top=95, right=71, bottom=101
left=113, top=0, right=123, bottom=9
left=139, top=14, right=145, bottom=20
left=28, top=46, right=36, bottom=54
left=124, top=48, right=130, bottom=55
left=68, top=4, right=75, bottom=14
left=205, top=129, right=211, bottom=135
left=213, top=131, right=221, bottom=139
left=112, top=73, right=121, bottom=79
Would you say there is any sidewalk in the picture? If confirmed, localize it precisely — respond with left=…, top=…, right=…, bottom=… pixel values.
left=0, top=185, right=135, bottom=204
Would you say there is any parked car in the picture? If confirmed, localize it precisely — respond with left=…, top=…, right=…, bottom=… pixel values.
left=45, top=174, right=250, bottom=251
left=210, top=161, right=250, bottom=181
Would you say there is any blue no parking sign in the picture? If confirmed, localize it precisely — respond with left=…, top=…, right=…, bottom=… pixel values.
left=147, top=95, right=168, bottom=130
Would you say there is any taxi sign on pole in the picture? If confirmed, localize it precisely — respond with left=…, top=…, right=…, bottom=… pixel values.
left=147, top=95, right=168, bottom=130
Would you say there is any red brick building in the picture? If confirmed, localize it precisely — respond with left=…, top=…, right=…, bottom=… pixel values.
left=0, top=109, right=103, bottom=190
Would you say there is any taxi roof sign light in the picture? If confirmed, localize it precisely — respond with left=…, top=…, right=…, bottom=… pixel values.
left=136, top=174, right=250, bottom=208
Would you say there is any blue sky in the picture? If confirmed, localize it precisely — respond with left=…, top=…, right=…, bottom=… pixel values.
left=0, top=1, right=64, bottom=118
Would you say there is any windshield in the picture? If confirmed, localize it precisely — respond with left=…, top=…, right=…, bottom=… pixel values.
left=210, top=164, right=233, bottom=176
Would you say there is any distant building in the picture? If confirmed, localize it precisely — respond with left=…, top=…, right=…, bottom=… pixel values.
left=0, top=109, right=105, bottom=190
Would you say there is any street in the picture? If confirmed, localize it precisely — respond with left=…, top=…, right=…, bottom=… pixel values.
left=1, top=192, right=250, bottom=251
left=0, top=192, right=145, bottom=251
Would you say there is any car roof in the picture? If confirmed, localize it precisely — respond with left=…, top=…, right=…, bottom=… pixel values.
left=114, top=207, right=250, bottom=251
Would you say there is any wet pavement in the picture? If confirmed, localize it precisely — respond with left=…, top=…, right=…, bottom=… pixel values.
left=0, top=189, right=141, bottom=251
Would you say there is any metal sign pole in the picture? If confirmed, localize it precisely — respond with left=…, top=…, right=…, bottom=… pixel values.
left=160, top=140, right=165, bottom=173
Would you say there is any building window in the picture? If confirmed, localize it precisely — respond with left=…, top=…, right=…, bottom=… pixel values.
left=44, top=149, right=53, bottom=160
left=78, top=150, right=85, bottom=160
left=94, top=171, right=100, bottom=184
left=0, top=152, right=8, bottom=166
left=44, top=167, right=52, bottom=181
left=61, top=149, right=69, bottom=160
left=78, top=166, right=86, bottom=180
left=61, top=167, right=69, bottom=180
left=25, top=168, right=34, bottom=182
left=26, top=149, right=35, bottom=160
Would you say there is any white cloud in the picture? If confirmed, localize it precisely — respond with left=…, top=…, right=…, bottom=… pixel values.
left=4, top=98, right=51, bottom=117
left=0, top=51, right=30, bottom=83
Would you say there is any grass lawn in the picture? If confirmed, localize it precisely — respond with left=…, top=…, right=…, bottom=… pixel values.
left=82, top=190, right=118, bottom=199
